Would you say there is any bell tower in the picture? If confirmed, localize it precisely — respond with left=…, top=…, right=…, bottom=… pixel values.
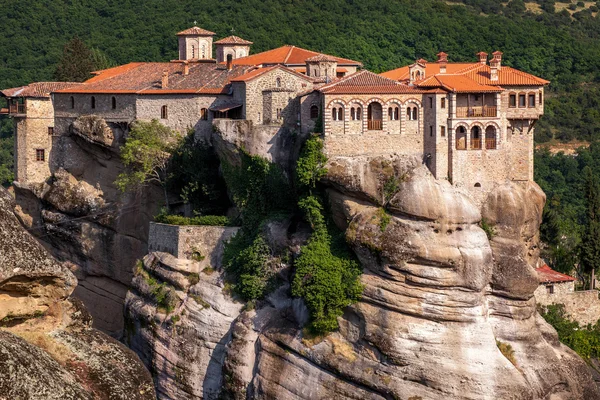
left=177, top=26, right=216, bottom=61
left=214, top=35, right=253, bottom=63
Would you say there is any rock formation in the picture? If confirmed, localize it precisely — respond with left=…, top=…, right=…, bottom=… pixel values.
left=0, top=186, right=155, bottom=399
left=124, top=137, right=600, bottom=398
left=14, top=115, right=163, bottom=336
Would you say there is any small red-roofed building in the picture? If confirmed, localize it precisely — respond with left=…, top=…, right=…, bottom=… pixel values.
left=534, top=264, right=576, bottom=303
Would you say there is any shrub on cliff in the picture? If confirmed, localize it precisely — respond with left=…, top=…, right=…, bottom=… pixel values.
left=540, top=304, right=600, bottom=359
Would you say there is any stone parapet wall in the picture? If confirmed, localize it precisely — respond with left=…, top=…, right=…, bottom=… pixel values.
left=535, top=283, right=600, bottom=327
left=148, top=222, right=239, bottom=268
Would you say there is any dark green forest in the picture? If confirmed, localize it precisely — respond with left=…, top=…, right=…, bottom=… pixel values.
left=2, top=0, right=600, bottom=272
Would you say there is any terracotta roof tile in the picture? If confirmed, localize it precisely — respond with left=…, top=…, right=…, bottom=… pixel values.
left=320, top=70, right=425, bottom=95
left=177, top=26, right=215, bottom=36
left=214, top=35, right=253, bottom=45
left=306, top=53, right=338, bottom=63
left=1, top=82, right=84, bottom=98
left=419, top=74, right=502, bottom=93
left=536, top=264, right=576, bottom=284
left=55, top=62, right=256, bottom=95
left=230, top=65, right=314, bottom=83
left=230, top=45, right=362, bottom=67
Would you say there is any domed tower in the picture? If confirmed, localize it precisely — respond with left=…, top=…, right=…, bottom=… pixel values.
left=214, top=35, right=253, bottom=63
left=177, top=26, right=216, bottom=61
left=305, top=54, right=338, bottom=81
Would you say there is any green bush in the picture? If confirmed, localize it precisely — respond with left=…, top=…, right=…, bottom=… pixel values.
left=224, top=235, right=274, bottom=301
left=292, top=195, right=363, bottom=334
left=154, top=213, right=232, bottom=226
left=296, top=136, right=328, bottom=189
left=479, top=218, right=496, bottom=240
left=540, top=304, right=600, bottom=359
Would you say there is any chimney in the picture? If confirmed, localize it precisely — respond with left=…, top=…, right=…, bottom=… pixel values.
left=226, top=54, right=233, bottom=71
left=436, top=52, right=448, bottom=63
left=476, top=51, right=488, bottom=65
left=490, top=51, right=502, bottom=81
left=183, top=62, right=189, bottom=76
left=161, top=71, right=169, bottom=88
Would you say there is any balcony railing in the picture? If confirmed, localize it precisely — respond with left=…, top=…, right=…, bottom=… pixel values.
left=368, top=119, right=382, bottom=130
left=470, top=138, right=482, bottom=149
left=7, top=104, right=26, bottom=114
left=456, top=106, right=497, bottom=118
left=486, top=138, right=497, bottom=149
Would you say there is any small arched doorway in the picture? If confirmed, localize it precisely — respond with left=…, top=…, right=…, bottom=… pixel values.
left=367, top=102, right=382, bottom=130
left=456, top=126, right=467, bottom=150
left=471, top=126, right=481, bottom=149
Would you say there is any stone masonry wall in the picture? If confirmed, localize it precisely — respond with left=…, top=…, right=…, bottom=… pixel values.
left=54, top=93, right=137, bottom=122
left=148, top=222, right=239, bottom=269
left=535, top=282, right=600, bottom=327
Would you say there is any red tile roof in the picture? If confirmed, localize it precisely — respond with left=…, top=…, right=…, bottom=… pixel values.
left=320, top=70, right=426, bottom=95
left=1, top=82, right=84, bottom=98
left=536, top=264, right=576, bottom=284
left=214, top=35, right=253, bottom=45
left=418, top=75, right=502, bottom=93
left=229, top=45, right=362, bottom=67
left=176, top=26, right=215, bottom=36
left=230, top=65, right=314, bottom=83
left=381, top=60, right=549, bottom=89
left=54, top=62, right=256, bottom=95
left=306, top=54, right=338, bottom=63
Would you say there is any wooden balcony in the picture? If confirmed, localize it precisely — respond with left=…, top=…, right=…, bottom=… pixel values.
left=368, top=119, right=382, bottom=130
left=471, top=138, right=482, bottom=150
left=1, top=104, right=26, bottom=115
left=456, top=106, right=497, bottom=118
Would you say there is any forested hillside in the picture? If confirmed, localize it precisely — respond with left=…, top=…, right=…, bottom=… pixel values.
left=1, top=0, right=600, bottom=271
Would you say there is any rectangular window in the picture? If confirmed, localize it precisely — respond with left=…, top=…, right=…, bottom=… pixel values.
left=518, top=94, right=526, bottom=108
left=429, top=97, right=433, bottom=108
left=429, top=126, right=433, bottom=137
left=48, top=127, right=54, bottom=135
left=35, top=149, right=45, bottom=162
left=529, top=94, right=536, bottom=107
left=546, top=285, right=554, bottom=295
left=441, top=98, right=446, bottom=109
left=509, top=94, right=516, bottom=108
left=276, top=108, right=282, bottom=119
left=161, top=105, right=168, bottom=119
left=539, top=92, right=543, bottom=105
left=441, top=126, right=446, bottom=137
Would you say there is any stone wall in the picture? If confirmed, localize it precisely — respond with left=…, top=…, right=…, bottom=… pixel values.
left=148, top=222, right=239, bottom=268
left=535, top=283, right=600, bottom=327
left=54, top=93, right=137, bottom=123
left=14, top=98, right=54, bottom=183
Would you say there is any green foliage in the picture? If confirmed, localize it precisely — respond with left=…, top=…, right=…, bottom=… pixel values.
left=187, top=273, right=200, bottom=286
left=292, top=195, right=363, bottom=334
left=54, top=37, right=96, bottom=82
left=168, top=131, right=230, bottom=215
left=154, top=213, right=232, bottom=226
left=296, top=136, right=328, bottom=189
left=479, top=218, right=496, bottom=240
left=540, top=304, right=600, bottom=360
left=224, top=235, right=274, bottom=301
left=383, top=176, right=401, bottom=205
left=116, top=119, right=181, bottom=207
left=0, top=119, right=14, bottom=187
left=580, top=166, right=600, bottom=277
left=376, top=208, right=391, bottom=232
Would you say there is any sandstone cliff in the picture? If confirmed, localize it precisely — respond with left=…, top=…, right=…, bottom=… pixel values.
left=14, top=115, right=164, bottom=335
left=0, top=186, right=156, bottom=399
left=123, top=125, right=600, bottom=399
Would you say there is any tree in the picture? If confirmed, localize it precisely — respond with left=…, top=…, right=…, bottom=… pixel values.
left=115, top=119, right=181, bottom=209
left=580, top=166, right=600, bottom=289
left=54, top=37, right=96, bottom=82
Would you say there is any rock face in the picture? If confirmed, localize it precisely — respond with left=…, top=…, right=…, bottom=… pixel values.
left=0, top=186, right=155, bottom=399
left=124, top=126, right=600, bottom=399
left=14, top=116, right=163, bottom=336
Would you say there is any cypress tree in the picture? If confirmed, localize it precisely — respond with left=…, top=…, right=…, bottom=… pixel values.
left=54, top=37, right=95, bottom=82
left=580, top=166, right=600, bottom=289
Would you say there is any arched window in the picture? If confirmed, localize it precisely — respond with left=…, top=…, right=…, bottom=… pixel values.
left=337, top=107, right=343, bottom=121
left=310, top=105, right=319, bottom=119
left=191, top=45, right=196, bottom=59
left=91, top=96, right=96, bottom=109
left=276, top=78, right=281, bottom=88
left=407, top=107, right=412, bottom=120
left=111, top=97, right=116, bottom=110
left=70, top=96, right=75, bottom=109
left=388, top=107, right=393, bottom=120
left=350, top=107, right=356, bottom=121
left=485, top=126, right=497, bottom=149
left=161, top=105, right=168, bottom=119
left=356, top=107, right=362, bottom=120
left=201, top=44, right=206, bottom=59
left=509, top=93, right=517, bottom=108
left=412, top=107, right=418, bottom=121
left=471, top=126, right=482, bottom=149
left=456, top=126, right=467, bottom=150
left=394, top=107, right=399, bottom=121
left=200, top=108, right=208, bottom=120
left=315, top=69, right=320, bottom=77
left=388, top=106, right=399, bottom=120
